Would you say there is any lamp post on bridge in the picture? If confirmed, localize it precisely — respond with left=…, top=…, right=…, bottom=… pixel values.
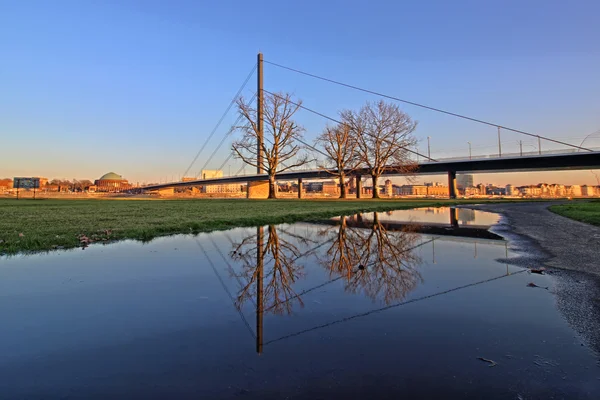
left=427, top=136, right=431, bottom=160
left=519, top=140, right=523, bottom=156
left=498, top=126, right=502, bottom=157
left=519, top=141, right=536, bottom=156
left=467, top=141, right=472, bottom=160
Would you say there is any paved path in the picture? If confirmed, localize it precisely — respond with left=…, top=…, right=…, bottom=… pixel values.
left=467, top=201, right=600, bottom=276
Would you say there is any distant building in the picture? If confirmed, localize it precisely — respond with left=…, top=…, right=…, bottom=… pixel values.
left=384, top=180, right=393, bottom=197
left=522, top=185, right=542, bottom=197
left=581, top=185, right=597, bottom=197
left=200, top=170, right=223, bottom=180
left=94, top=172, right=131, bottom=192
left=397, top=184, right=448, bottom=196
left=570, top=185, right=582, bottom=197
left=322, top=180, right=339, bottom=196
left=487, top=186, right=506, bottom=196
left=505, top=184, right=516, bottom=196
left=200, top=169, right=242, bottom=194
left=0, top=178, right=13, bottom=192
left=456, top=174, right=474, bottom=190
left=464, top=186, right=480, bottom=196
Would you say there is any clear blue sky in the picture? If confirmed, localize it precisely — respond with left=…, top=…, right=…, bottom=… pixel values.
left=1, top=0, right=599, bottom=185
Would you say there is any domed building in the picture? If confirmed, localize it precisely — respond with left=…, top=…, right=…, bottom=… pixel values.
left=94, top=172, right=130, bottom=192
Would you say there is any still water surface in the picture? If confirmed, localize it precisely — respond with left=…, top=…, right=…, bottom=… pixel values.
left=0, top=208, right=598, bottom=399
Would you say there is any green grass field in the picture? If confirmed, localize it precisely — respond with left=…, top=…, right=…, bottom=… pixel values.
left=0, top=197, right=521, bottom=255
left=549, top=200, right=600, bottom=227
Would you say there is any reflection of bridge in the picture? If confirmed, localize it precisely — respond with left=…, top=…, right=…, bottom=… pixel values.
left=142, top=52, right=600, bottom=199
left=198, top=210, right=513, bottom=354
left=315, top=209, right=503, bottom=240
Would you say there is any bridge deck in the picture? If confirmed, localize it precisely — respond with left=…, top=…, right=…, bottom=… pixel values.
left=143, top=151, right=600, bottom=191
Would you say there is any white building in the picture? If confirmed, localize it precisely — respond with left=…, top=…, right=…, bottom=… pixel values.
left=200, top=169, right=242, bottom=194
left=505, top=184, right=515, bottom=196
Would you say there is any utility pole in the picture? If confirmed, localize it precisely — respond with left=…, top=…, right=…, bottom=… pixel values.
left=497, top=126, right=502, bottom=157
left=427, top=136, right=431, bottom=160
left=257, top=52, right=264, bottom=174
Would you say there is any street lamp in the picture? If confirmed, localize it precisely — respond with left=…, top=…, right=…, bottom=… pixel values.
left=427, top=136, right=431, bottom=160
left=467, top=141, right=472, bottom=160
left=577, top=129, right=600, bottom=152
left=518, top=140, right=536, bottom=156
left=497, top=126, right=502, bottom=157
left=519, top=140, right=523, bottom=156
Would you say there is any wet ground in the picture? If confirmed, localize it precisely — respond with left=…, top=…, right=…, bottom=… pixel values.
left=0, top=207, right=599, bottom=399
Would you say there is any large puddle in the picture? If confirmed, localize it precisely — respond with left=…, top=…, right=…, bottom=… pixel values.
left=0, top=207, right=598, bottom=399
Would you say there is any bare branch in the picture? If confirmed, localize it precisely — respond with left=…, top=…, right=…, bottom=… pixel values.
left=340, top=100, right=418, bottom=198
left=232, top=92, right=310, bottom=198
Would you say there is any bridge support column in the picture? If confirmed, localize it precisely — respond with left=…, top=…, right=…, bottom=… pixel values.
left=157, top=187, right=174, bottom=196
left=448, top=171, right=457, bottom=199
left=355, top=175, right=362, bottom=199
left=450, top=208, right=459, bottom=228
left=247, top=181, right=269, bottom=199
left=297, top=178, right=303, bottom=199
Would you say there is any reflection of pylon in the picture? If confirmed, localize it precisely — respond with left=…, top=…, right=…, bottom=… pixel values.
left=256, top=226, right=264, bottom=354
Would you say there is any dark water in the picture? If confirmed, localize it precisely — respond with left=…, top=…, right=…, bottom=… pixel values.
left=0, top=208, right=598, bottom=399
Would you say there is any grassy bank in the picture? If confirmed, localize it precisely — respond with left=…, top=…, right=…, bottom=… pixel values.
left=0, top=198, right=517, bottom=255
left=549, top=201, right=600, bottom=227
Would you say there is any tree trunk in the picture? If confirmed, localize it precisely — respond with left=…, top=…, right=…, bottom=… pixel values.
left=371, top=174, right=380, bottom=199
left=268, top=175, right=277, bottom=199
left=339, top=174, right=346, bottom=199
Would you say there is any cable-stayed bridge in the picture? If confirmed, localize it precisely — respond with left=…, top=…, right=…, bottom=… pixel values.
left=143, top=53, right=600, bottom=198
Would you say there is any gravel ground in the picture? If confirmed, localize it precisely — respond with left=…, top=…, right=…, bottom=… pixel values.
left=462, top=201, right=600, bottom=356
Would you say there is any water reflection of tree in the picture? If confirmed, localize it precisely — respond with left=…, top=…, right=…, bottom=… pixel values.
left=320, top=212, right=423, bottom=304
left=231, top=225, right=307, bottom=315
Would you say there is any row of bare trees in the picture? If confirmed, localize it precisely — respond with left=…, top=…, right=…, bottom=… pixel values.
left=232, top=92, right=418, bottom=199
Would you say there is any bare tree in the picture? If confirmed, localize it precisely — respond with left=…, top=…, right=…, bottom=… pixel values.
left=315, top=123, right=359, bottom=198
left=341, top=100, right=418, bottom=198
left=232, top=92, right=310, bottom=199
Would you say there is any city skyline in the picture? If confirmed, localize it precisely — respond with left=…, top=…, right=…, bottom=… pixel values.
left=2, top=170, right=600, bottom=189
left=1, top=1, right=599, bottom=185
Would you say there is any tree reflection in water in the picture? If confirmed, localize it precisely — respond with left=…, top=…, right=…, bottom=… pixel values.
left=319, top=212, right=423, bottom=304
left=230, top=225, right=308, bottom=315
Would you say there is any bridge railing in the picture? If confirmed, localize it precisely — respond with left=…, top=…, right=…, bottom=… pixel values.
left=416, top=147, right=600, bottom=163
